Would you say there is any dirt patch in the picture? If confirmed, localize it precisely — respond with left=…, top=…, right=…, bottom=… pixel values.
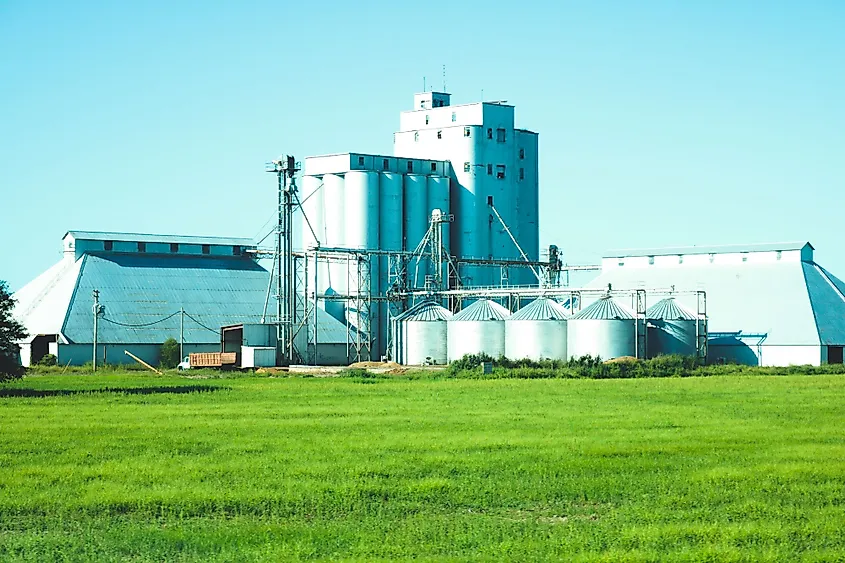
left=604, top=356, right=638, bottom=364
left=255, top=367, right=290, bottom=375
left=348, top=361, right=402, bottom=369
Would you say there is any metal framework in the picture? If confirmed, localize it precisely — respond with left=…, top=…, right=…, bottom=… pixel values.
left=265, top=155, right=300, bottom=366
left=257, top=164, right=707, bottom=366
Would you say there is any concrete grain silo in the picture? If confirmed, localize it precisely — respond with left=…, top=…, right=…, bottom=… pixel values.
left=427, top=175, right=450, bottom=254
left=404, top=173, right=429, bottom=283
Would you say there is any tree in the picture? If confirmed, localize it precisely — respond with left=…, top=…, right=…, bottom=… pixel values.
left=0, top=281, right=27, bottom=381
left=160, top=337, right=180, bottom=369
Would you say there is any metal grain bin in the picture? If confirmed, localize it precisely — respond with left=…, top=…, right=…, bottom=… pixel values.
left=646, top=298, right=698, bottom=358
left=392, top=301, right=452, bottom=365
left=447, top=299, right=510, bottom=362
left=567, top=296, right=636, bottom=360
left=505, top=297, right=568, bottom=361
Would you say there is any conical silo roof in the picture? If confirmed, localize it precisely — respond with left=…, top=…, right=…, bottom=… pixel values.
left=646, top=298, right=696, bottom=321
left=451, top=299, right=510, bottom=321
left=509, top=297, right=569, bottom=321
left=571, top=296, right=634, bottom=320
left=395, top=300, right=453, bottom=322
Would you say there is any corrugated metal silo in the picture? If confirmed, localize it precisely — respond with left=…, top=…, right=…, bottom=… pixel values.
left=567, top=296, right=636, bottom=360
left=447, top=299, right=510, bottom=362
left=404, top=173, right=429, bottom=284
left=427, top=175, right=451, bottom=255
left=505, top=297, right=568, bottom=361
left=646, top=298, right=698, bottom=358
left=393, top=300, right=452, bottom=365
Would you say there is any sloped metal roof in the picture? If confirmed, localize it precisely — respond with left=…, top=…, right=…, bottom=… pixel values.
left=571, top=296, right=634, bottom=320
left=62, top=253, right=271, bottom=344
left=585, top=260, right=821, bottom=346
left=395, top=300, right=452, bottom=322
left=509, top=297, right=568, bottom=321
left=12, top=256, right=83, bottom=343
left=450, top=299, right=510, bottom=322
left=604, top=242, right=812, bottom=259
left=803, top=264, right=845, bottom=346
left=646, top=298, right=696, bottom=321
left=15, top=247, right=355, bottom=347
left=65, top=231, right=254, bottom=247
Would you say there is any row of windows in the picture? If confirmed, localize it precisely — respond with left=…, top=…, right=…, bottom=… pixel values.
left=622, top=250, right=782, bottom=267
left=416, top=121, right=512, bottom=145
left=414, top=129, right=526, bottom=161
left=101, top=240, right=242, bottom=255
left=462, top=163, right=526, bottom=180
left=360, top=156, right=440, bottom=173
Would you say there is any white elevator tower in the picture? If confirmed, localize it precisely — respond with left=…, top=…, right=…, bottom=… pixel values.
left=393, top=92, right=539, bottom=287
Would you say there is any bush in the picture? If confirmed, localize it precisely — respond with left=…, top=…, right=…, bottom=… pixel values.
left=160, top=338, right=180, bottom=369
left=0, top=280, right=27, bottom=381
left=37, top=353, right=57, bottom=367
left=447, top=353, right=496, bottom=375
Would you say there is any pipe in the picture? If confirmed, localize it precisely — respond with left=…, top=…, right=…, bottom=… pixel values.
left=123, top=350, right=163, bottom=375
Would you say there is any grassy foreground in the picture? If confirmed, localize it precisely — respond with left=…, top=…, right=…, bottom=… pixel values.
left=1, top=373, right=844, bottom=562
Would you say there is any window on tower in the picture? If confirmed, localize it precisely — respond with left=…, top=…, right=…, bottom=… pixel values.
left=414, top=132, right=419, bottom=142
left=407, top=161, right=414, bottom=173
left=425, top=115, right=429, bottom=125
left=519, top=148, right=525, bottom=160
left=451, top=112, right=456, bottom=122
left=464, top=162, right=471, bottom=173
left=496, top=165, right=506, bottom=179
left=487, top=164, right=493, bottom=175
left=383, top=158, right=389, bottom=170
left=487, top=128, right=493, bottom=139
left=496, top=128, right=506, bottom=142
left=519, top=168, right=525, bottom=180
left=464, top=127, right=471, bottom=137
left=437, top=130, right=442, bottom=139
left=358, top=156, right=365, bottom=166
left=430, top=162, right=437, bottom=172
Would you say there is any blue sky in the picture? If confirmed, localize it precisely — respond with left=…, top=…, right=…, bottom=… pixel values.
left=2, top=1, right=843, bottom=291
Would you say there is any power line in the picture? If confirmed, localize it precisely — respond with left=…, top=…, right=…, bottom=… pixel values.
left=183, top=312, right=221, bottom=335
left=100, top=311, right=180, bottom=328
left=100, top=310, right=219, bottom=335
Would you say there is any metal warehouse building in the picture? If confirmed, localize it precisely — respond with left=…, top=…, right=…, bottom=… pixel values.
left=13, top=231, right=350, bottom=367
left=585, top=242, right=845, bottom=366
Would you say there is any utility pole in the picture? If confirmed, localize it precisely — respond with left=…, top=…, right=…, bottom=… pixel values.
left=92, top=289, right=100, bottom=372
left=266, top=155, right=300, bottom=366
left=179, top=306, right=184, bottom=361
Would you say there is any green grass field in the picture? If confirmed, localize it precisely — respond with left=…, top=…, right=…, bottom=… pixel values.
left=1, top=372, right=844, bottom=562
